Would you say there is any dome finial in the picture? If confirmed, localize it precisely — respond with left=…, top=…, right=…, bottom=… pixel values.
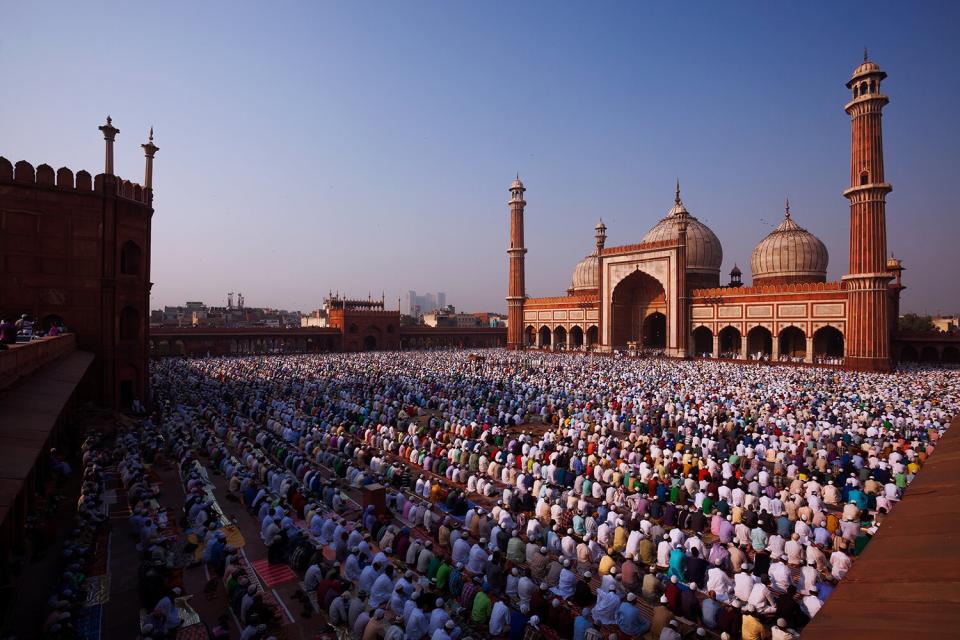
left=864, top=46, right=869, bottom=63
left=675, top=179, right=681, bottom=204
left=785, top=196, right=791, bottom=219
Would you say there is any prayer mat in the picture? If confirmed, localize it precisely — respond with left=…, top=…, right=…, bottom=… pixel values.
left=172, top=549, right=197, bottom=569
left=298, top=581, right=320, bottom=612
left=222, top=523, right=245, bottom=548
left=87, top=534, right=111, bottom=575
left=176, top=596, right=201, bottom=627
left=76, top=604, right=102, bottom=640
left=251, top=557, right=297, bottom=588
left=176, top=623, right=209, bottom=640
left=83, top=575, right=111, bottom=606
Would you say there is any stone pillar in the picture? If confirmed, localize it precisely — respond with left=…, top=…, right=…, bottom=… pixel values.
left=98, top=116, right=119, bottom=175
left=713, top=333, right=720, bottom=359
left=141, top=127, right=159, bottom=193
left=805, top=335, right=814, bottom=364
left=772, top=331, right=780, bottom=362
left=739, top=334, right=748, bottom=360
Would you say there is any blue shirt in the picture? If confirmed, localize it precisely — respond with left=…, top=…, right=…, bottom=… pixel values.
left=508, top=610, right=528, bottom=640
left=701, top=597, right=720, bottom=629
left=573, top=615, right=592, bottom=640
left=616, top=603, right=650, bottom=636
left=816, top=581, right=835, bottom=602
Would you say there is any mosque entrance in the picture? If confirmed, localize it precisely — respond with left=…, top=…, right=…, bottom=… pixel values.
left=718, top=326, right=742, bottom=357
left=779, top=326, right=806, bottom=360
left=611, top=270, right=666, bottom=348
left=747, top=326, right=772, bottom=359
left=569, top=326, right=584, bottom=348
left=813, top=326, right=844, bottom=360
left=642, top=313, right=667, bottom=349
left=363, top=335, right=377, bottom=351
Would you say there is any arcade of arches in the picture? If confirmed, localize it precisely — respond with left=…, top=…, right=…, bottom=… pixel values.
left=897, top=343, right=960, bottom=364
left=688, top=324, right=846, bottom=363
left=611, top=270, right=667, bottom=348
left=527, top=323, right=599, bottom=349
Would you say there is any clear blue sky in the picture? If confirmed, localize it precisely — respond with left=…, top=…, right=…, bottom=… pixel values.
left=2, top=1, right=958, bottom=314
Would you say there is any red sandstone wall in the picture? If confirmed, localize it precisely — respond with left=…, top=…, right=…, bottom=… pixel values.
left=0, top=157, right=152, bottom=407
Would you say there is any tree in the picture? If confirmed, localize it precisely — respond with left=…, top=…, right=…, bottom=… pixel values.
left=898, top=313, right=936, bottom=333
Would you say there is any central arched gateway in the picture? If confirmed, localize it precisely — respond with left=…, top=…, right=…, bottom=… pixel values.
left=642, top=313, right=667, bottom=349
left=611, top=270, right=667, bottom=348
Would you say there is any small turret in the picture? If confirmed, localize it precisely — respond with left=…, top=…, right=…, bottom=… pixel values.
left=594, top=219, right=607, bottom=254
left=729, top=263, right=743, bottom=287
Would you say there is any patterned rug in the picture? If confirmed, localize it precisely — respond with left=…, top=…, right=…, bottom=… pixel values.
left=176, top=623, right=209, bottom=640
left=87, top=533, right=111, bottom=575
left=251, top=557, right=297, bottom=588
left=176, top=596, right=202, bottom=627
left=222, top=523, right=245, bottom=548
left=83, top=575, right=111, bottom=606
left=76, top=604, right=102, bottom=640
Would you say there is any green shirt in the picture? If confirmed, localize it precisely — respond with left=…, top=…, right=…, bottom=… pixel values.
left=702, top=496, right=714, bottom=514
left=434, top=563, right=452, bottom=591
left=427, top=555, right=442, bottom=579
left=471, top=591, right=492, bottom=623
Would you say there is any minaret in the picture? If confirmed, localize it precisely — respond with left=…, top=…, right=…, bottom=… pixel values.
left=594, top=219, right=607, bottom=254
left=141, top=127, right=159, bottom=193
left=674, top=181, right=690, bottom=358
left=98, top=116, right=119, bottom=175
left=506, top=176, right=527, bottom=350
left=842, top=52, right=893, bottom=371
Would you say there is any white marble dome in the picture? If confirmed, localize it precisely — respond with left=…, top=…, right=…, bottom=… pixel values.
left=641, top=191, right=723, bottom=278
left=570, top=254, right=600, bottom=292
left=751, top=204, right=828, bottom=284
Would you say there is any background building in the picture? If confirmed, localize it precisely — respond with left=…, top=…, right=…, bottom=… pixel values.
left=407, top=290, right=447, bottom=317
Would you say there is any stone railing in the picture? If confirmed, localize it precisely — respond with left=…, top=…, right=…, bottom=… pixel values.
left=0, top=333, right=77, bottom=391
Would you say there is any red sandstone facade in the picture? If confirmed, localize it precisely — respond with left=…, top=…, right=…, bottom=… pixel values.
left=0, top=118, right=156, bottom=407
left=325, top=296, right=401, bottom=352
left=507, top=56, right=903, bottom=372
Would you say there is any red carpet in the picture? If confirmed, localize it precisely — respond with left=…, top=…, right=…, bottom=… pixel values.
left=251, top=558, right=297, bottom=588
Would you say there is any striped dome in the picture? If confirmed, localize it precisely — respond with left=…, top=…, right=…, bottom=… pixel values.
left=751, top=204, right=828, bottom=285
left=570, top=254, right=599, bottom=292
left=641, top=190, right=723, bottom=277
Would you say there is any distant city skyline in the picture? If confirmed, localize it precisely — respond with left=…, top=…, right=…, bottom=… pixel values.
left=2, top=2, right=959, bottom=314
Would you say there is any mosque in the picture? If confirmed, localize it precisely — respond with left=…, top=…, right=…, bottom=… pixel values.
left=505, top=54, right=904, bottom=372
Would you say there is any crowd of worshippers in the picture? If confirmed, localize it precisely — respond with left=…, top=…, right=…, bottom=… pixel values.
left=38, top=434, right=109, bottom=639
left=145, top=349, right=958, bottom=640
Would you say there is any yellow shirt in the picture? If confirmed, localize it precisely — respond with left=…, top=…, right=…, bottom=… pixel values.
left=742, top=614, right=768, bottom=640
left=613, top=526, right=628, bottom=551
left=598, top=554, right=615, bottom=576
